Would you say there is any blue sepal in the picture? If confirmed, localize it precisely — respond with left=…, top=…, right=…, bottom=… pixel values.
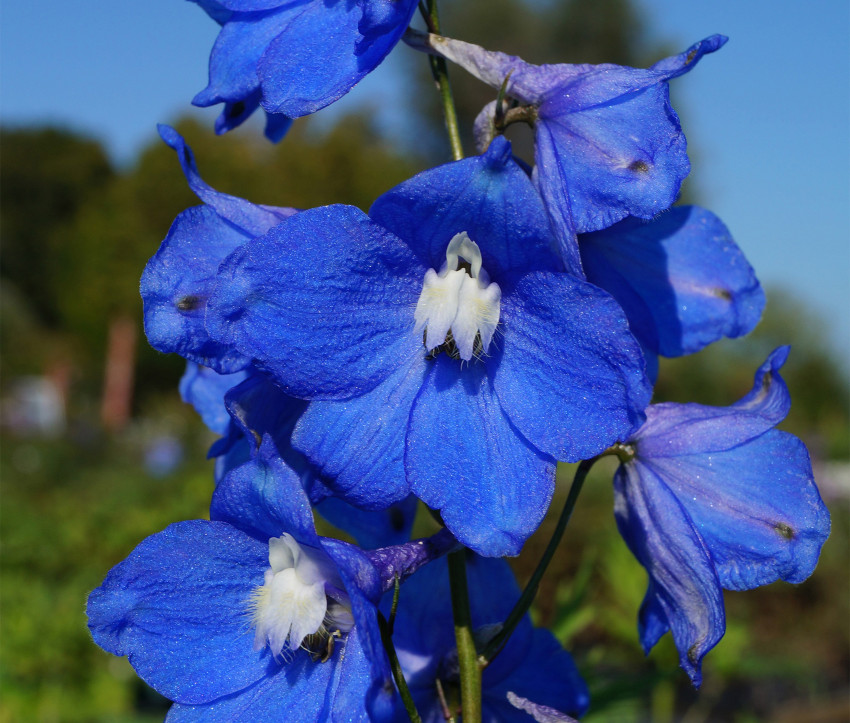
left=580, top=207, right=764, bottom=357
left=179, top=362, right=248, bottom=436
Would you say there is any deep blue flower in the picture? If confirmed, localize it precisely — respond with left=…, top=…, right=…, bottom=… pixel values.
left=612, top=347, right=830, bottom=685
left=141, top=125, right=295, bottom=372
left=579, top=206, right=765, bottom=379
left=406, top=31, right=725, bottom=275
left=87, top=450, right=390, bottom=721
left=385, top=554, right=589, bottom=721
left=189, top=0, right=420, bottom=140
left=204, top=137, right=651, bottom=557
left=87, top=440, right=454, bottom=721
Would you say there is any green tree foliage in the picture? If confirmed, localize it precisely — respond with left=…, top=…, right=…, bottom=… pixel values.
left=0, top=127, right=114, bottom=326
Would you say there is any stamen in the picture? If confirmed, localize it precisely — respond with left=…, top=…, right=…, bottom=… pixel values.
left=414, top=232, right=501, bottom=362
left=249, top=534, right=352, bottom=659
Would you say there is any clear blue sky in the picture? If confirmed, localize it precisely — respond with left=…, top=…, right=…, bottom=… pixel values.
left=2, top=0, right=848, bottom=363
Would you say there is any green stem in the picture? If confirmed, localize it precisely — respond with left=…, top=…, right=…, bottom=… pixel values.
left=448, top=549, right=482, bottom=723
left=422, top=0, right=464, bottom=161
left=478, top=458, right=598, bottom=666
left=378, top=611, right=423, bottom=723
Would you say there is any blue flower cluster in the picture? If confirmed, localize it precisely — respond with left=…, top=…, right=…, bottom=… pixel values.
left=88, top=5, right=830, bottom=721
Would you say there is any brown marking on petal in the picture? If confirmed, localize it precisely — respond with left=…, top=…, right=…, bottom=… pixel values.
left=629, top=160, right=650, bottom=173
left=176, top=295, right=202, bottom=312
left=687, top=643, right=700, bottom=666
left=686, top=49, right=697, bottom=63
left=710, top=288, right=733, bottom=301
left=774, top=522, right=795, bottom=540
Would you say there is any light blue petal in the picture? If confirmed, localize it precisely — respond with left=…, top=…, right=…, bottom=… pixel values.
left=580, top=207, right=764, bottom=357
left=406, top=357, right=556, bottom=557
left=614, top=463, right=725, bottom=686
left=87, top=520, right=272, bottom=704
left=206, top=205, right=425, bottom=400
left=534, top=81, right=689, bottom=235
left=647, top=430, right=830, bottom=590
left=292, top=353, right=425, bottom=507
left=494, top=270, right=650, bottom=462
left=635, top=347, right=791, bottom=456
left=370, top=136, right=562, bottom=277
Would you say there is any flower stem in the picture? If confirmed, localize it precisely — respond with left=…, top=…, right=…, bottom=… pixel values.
left=421, top=0, right=464, bottom=161
left=378, top=610, right=423, bottom=723
left=478, top=458, right=598, bottom=666
left=448, top=549, right=482, bottom=723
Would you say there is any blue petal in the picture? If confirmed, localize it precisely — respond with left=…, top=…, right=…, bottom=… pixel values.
left=646, top=430, right=830, bottom=590
left=534, top=81, right=689, bottom=235
left=292, top=354, right=425, bottom=507
left=487, top=626, right=589, bottom=719
left=370, top=136, right=563, bottom=277
left=636, top=347, right=792, bottom=456
left=193, top=8, right=293, bottom=107
left=406, top=357, right=556, bottom=557
left=258, top=0, right=417, bottom=117
left=316, top=495, right=418, bottom=550
left=206, top=205, right=425, bottom=399
left=179, top=362, right=248, bottom=435
left=211, top=435, right=320, bottom=545
left=614, top=463, right=725, bottom=686
left=580, top=207, right=764, bottom=357
left=158, top=125, right=295, bottom=236
left=87, top=520, right=272, bottom=704
left=319, top=538, right=391, bottom=712
left=140, top=205, right=252, bottom=372
left=494, top=270, right=650, bottom=461
left=165, top=633, right=364, bottom=722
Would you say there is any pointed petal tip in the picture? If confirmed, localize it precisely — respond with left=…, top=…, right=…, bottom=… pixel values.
left=484, top=134, right=513, bottom=165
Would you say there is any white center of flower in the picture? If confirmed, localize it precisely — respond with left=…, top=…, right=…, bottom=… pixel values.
left=250, top=533, right=353, bottom=659
left=414, top=232, right=501, bottom=361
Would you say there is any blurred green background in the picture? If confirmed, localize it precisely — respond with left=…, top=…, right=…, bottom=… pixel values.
left=1, top=1, right=848, bottom=721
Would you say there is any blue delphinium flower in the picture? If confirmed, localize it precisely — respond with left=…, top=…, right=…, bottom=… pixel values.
left=204, top=137, right=651, bottom=557
left=385, top=554, right=589, bottom=722
left=406, top=31, right=725, bottom=275
left=189, top=0, right=420, bottom=140
left=141, top=125, right=295, bottom=372
left=87, top=439, right=453, bottom=721
left=612, top=346, right=830, bottom=685
left=87, top=450, right=388, bottom=721
left=578, top=206, right=766, bottom=380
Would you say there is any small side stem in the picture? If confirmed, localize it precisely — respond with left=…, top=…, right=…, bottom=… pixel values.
left=448, top=549, right=482, bottom=723
left=421, top=0, right=463, bottom=161
left=479, top=458, right=598, bottom=666
left=378, top=611, right=422, bottom=723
